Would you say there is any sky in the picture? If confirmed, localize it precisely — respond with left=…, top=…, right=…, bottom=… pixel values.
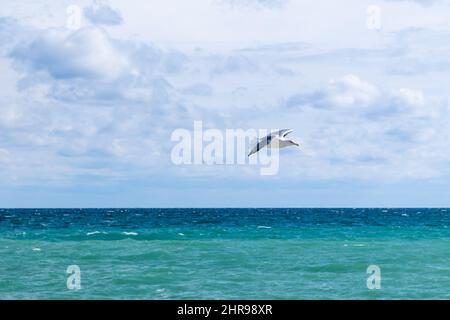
left=1, top=0, right=450, bottom=207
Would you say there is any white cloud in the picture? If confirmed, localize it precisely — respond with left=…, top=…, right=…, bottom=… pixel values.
left=0, top=20, right=193, bottom=183
left=383, top=0, right=442, bottom=6
left=84, top=3, right=123, bottom=25
left=219, top=0, right=288, bottom=9
left=285, top=74, right=432, bottom=118
left=326, top=75, right=380, bottom=108
left=396, top=88, right=425, bottom=106
left=12, top=27, right=129, bottom=80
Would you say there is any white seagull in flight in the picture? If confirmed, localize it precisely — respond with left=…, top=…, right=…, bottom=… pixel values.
left=248, top=129, right=300, bottom=156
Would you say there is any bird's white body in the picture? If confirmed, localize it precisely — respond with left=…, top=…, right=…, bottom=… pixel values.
left=267, top=137, right=295, bottom=149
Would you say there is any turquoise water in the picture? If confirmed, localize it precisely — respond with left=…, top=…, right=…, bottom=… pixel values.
left=0, top=208, right=449, bottom=299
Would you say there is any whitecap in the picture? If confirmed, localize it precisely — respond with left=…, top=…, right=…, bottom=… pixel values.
left=401, top=213, right=409, bottom=217
left=354, top=244, right=365, bottom=247
left=178, top=233, right=185, bottom=236
left=86, top=231, right=107, bottom=236
left=32, top=248, right=41, bottom=251
left=257, top=226, right=271, bottom=229
left=122, top=232, right=138, bottom=236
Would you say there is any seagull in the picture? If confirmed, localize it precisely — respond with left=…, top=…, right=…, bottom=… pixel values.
left=248, top=129, right=300, bottom=156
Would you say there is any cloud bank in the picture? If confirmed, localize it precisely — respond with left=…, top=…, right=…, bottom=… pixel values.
left=0, top=1, right=450, bottom=207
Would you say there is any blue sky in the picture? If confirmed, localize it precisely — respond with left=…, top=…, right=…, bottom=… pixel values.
left=1, top=0, right=450, bottom=207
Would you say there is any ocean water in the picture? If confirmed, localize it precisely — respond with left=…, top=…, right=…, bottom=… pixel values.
left=0, top=208, right=449, bottom=300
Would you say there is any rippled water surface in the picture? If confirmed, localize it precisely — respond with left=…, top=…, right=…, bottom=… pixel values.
left=0, top=208, right=449, bottom=299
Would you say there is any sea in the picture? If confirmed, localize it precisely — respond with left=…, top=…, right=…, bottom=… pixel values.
left=0, top=208, right=449, bottom=299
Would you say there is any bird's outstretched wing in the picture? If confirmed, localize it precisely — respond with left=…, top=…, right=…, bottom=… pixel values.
left=248, top=135, right=272, bottom=156
left=272, top=129, right=293, bottom=138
